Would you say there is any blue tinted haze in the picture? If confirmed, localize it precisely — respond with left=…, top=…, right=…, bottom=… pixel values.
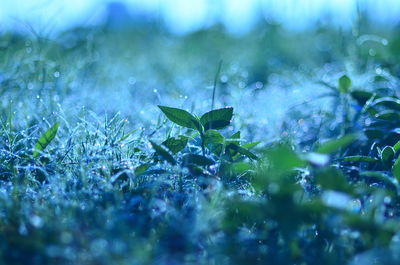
left=0, top=0, right=399, bottom=34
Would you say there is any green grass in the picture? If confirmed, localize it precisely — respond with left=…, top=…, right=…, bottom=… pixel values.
left=2, top=22, right=400, bottom=264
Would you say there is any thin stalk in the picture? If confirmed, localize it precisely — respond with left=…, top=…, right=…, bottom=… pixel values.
left=211, top=60, right=223, bottom=111
left=200, top=132, right=206, bottom=157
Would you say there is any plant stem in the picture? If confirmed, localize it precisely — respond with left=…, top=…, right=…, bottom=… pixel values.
left=200, top=132, right=206, bottom=156
left=211, top=60, right=223, bottom=111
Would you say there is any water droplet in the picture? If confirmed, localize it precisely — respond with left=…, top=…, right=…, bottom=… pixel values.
left=30, top=215, right=43, bottom=228
left=369, top=49, right=376, bottom=56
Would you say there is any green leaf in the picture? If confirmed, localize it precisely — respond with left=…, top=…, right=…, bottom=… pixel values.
left=263, top=144, right=306, bottom=174
left=316, top=167, right=350, bottom=192
left=231, top=131, right=241, bottom=139
left=371, top=97, right=400, bottom=111
left=393, top=141, right=400, bottom=153
left=374, top=111, right=400, bottom=121
left=381, top=146, right=395, bottom=164
left=162, top=135, right=188, bottom=154
left=33, top=122, right=60, bottom=158
left=392, top=156, right=400, bottom=182
left=134, top=164, right=152, bottom=176
left=361, top=171, right=398, bottom=193
left=204, top=130, right=225, bottom=146
left=226, top=143, right=258, bottom=160
left=227, top=131, right=241, bottom=145
left=338, top=75, right=352, bottom=93
left=117, top=128, right=138, bottom=143
left=341, top=156, right=379, bottom=163
left=351, top=90, right=376, bottom=106
left=363, top=129, right=384, bottom=140
left=158, top=105, right=202, bottom=131
left=200, top=107, right=233, bottom=130
left=182, top=154, right=215, bottom=167
left=203, top=130, right=225, bottom=155
left=242, top=141, right=261, bottom=149
left=150, top=140, right=176, bottom=165
left=316, top=134, right=358, bottom=154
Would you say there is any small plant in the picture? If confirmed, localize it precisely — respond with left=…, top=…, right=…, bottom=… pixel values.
left=153, top=105, right=258, bottom=179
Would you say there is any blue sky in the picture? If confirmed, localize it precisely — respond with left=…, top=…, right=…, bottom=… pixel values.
left=0, top=0, right=399, bottom=34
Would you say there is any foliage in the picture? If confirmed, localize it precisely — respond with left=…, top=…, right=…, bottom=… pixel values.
left=1, top=20, right=400, bottom=265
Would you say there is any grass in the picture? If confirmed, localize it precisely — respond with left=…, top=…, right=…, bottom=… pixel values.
left=1, top=20, right=400, bottom=264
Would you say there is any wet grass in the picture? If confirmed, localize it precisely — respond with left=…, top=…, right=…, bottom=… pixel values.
left=1, top=23, right=400, bottom=264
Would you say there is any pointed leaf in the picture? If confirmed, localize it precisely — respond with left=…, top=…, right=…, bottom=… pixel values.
left=381, top=146, right=395, bottom=164
left=351, top=90, right=376, bottom=106
left=316, top=134, right=357, bottom=154
left=200, top=107, right=233, bottom=130
left=150, top=140, right=176, bottom=165
left=117, top=128, right=138, bottom=143
left=158, top=105, right=202, bottom=131
left=162, top=135, right=188, bottom=154
left=372, top=97, right=400, bottom=111
left=227, top=143, right=258, bottom=160
left=392, top=156, right=400, bottom=182
left=135, top=164, right=152, bottom=176
left=393, top=141, right=400, bottom=153
left=33, top=122, right=60, bottom=158
left=341, top=156, right=379, bottom=163
left=242, top=141, right=261, bottom=149
left=361, top=171, right=398, bottom=193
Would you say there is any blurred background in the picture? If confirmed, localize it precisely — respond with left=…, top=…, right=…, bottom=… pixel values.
left=1, top=0, right=400, bottom=34
left=1, top=0, right=400, bottom=143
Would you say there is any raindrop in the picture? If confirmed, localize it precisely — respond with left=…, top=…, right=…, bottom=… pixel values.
left=255, top=82, right=263, bottom=89
left=30, top=215, right=43, bottom=228
left=369, top=49, right=376, bottom=56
